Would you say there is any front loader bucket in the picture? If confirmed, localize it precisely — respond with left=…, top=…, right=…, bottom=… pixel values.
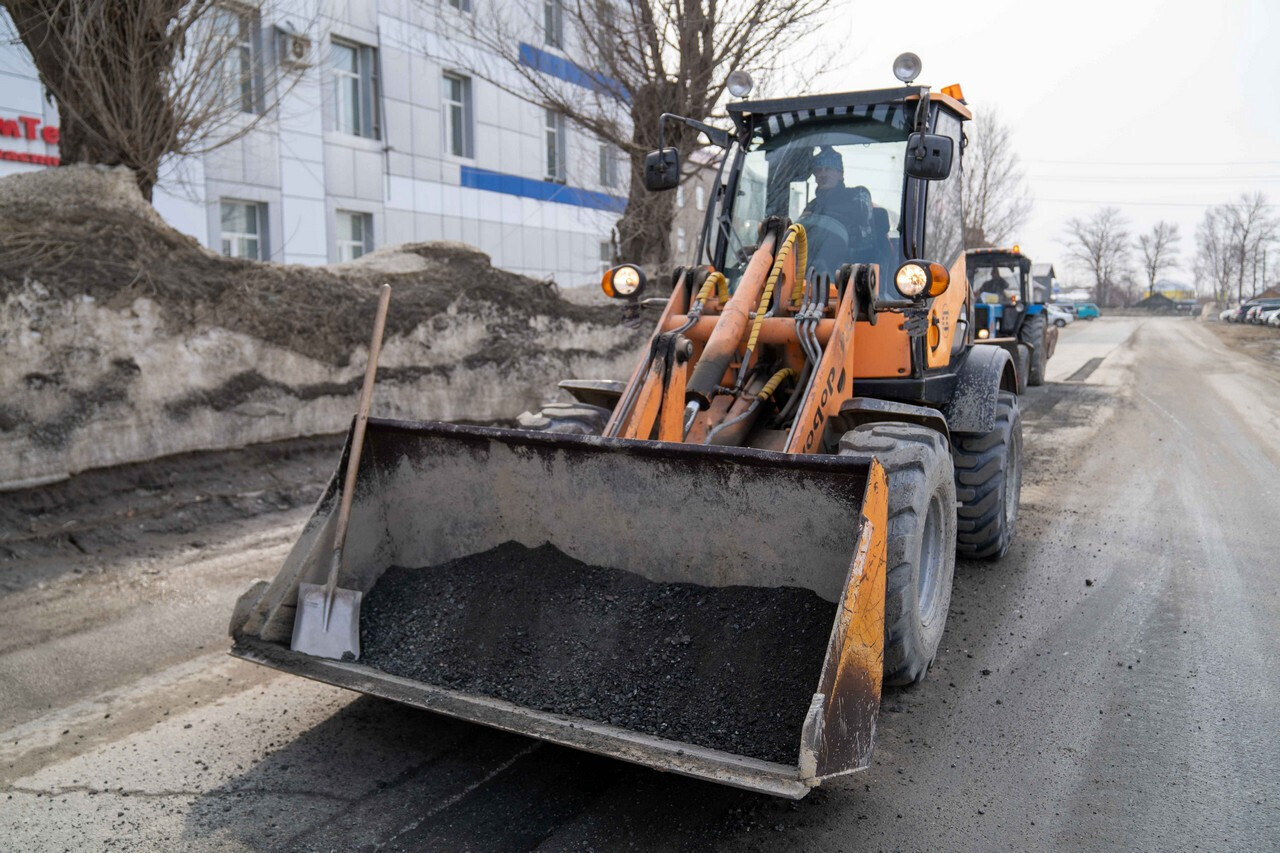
left=229, top=421, right=888, bottom=798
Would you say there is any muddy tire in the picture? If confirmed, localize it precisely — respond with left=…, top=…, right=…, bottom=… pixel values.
left=515, top=402, right=610, bottom=435
left=838, top=423, right=957, bottom=686
left=952, top=391, right=1023, bottom=560
left=1021, top=314, right=1047, bottom=386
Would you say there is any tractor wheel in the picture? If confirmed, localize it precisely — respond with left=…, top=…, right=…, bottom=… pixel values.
left=1021, top=314, right=1047, bottom=386
left=838, top=423, right=957, bottom=686
left=515, top=401, right=609, bottom=435
left=952, top=391, right=1023, bottom=560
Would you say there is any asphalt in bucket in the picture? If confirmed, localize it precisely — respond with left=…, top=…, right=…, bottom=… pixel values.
left=359, top=541, right=837, bottom=764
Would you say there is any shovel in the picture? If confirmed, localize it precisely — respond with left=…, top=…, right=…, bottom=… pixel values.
left=291, top=283, right=392, bottom=661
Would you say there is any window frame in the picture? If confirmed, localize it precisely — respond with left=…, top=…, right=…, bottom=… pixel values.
left=544, top=0, right=564, bottom=48
left=330, top=38, right=381, bottom=139
left=544, top=109, right=566, bottom=183
left=213, top=3, right=263, bottom=115
left=598, top=142, right=618, bottom=188
left=220, top=199, right=267, bottom=260
left=335, top=210, right=374, bottom=262
left=443, top=72, right=473, bottom=158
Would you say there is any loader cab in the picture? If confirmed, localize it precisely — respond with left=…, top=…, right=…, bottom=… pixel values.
left=716, top=90, right=969, bottom=300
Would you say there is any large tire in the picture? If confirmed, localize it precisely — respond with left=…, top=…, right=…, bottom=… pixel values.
left=838, top=424, right=957, bottom=686
left=515, top=401, right=609, bottom=435
left=952, top=391, right=1023, bottom=560
left=1021, top=314, right=1047, bottom=386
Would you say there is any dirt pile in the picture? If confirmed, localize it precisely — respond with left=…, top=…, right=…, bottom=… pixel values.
left=0, top=166, right=645, bottom=488
left=359, top=541, right=836, bottom=765
left=0, top=165, right=617, bottom=365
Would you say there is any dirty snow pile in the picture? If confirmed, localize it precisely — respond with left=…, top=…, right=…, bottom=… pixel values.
left=0, top=165, right=642, bottom=489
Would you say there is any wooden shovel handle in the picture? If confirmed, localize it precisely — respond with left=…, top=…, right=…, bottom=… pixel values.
left=328, top=283, right=392, bottom=585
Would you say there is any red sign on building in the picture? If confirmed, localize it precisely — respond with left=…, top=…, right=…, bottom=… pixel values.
left=0, top=113, right=61, bottom=167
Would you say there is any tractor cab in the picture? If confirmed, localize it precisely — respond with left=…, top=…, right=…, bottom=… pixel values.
left=967, top=247, right=1035, bottom=338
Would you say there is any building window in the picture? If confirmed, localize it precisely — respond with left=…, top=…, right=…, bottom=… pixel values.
left=599, top=240, right=612, bottom=272
left=695, top=185, right=706, bottom=211
left=447, top=0, right=472, bottom=11
left=676, top=226, right=687, bottom=254
left=598, top=143, right=618, bottom=188
left=443, top=73, right=473, bottom=157
left=331, top=39, right=380, bottom=138
left=676, top=185, right=685, bottom=208
left=544, top=0, right=563, bottom=48
left=336, top=211, right=373, bottom=261
left=212, top=4, right=261, bottom=114
left=545, top=109, right=566, bottom=182
left=220, top=200, right=266, bottom=260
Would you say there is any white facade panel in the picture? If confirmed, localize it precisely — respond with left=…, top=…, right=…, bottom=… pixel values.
left=0, top=1, right=629, bottom=285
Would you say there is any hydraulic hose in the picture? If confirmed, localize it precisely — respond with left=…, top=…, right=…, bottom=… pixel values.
left=737, top=225, right=807, bottom=389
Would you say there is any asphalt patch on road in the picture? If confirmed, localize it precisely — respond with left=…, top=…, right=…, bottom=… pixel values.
left=359, top=541, right=836, bottom=765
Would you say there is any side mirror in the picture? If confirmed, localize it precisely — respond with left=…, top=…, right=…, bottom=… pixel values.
left=904, top=132, right=953, bottom=180
left=643, top=148, right=680, bottom=191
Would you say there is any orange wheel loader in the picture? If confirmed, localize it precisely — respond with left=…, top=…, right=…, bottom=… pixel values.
left=229, top=60, right=1023, bottom=798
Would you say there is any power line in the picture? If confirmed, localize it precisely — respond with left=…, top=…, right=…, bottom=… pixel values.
left=1023, top=158, right=1280, bottom=167
left=1034, top=197, right=1280, bottom=208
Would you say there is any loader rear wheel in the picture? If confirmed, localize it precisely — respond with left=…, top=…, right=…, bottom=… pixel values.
left=838, top=423, right=957, bottom=686
left=952, top=391, right=1023, bottom=560
left=1021, top=314, right=1047, bottom=386
left=515, top=402, right=609, bottom=435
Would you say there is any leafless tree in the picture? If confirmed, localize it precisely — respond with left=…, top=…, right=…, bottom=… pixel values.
left=1063, top=206, right=1131, bottom=307
left=1222, top=192, right=1276, bottom=301
left=958, top=107, right=1032, bottom=248
left=1136, top=221, right=1180, bottom=299
left=432, top=0, right=831, bottom=269
left=1195, top=205, right=1238, bottom=304
left=3, top=0, right=295, bottom=201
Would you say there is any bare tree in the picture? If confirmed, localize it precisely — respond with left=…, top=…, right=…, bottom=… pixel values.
left=1195, top=205, right=1238, bottom=304
left=1136, top=221, right=1180, bottom=299
left=1063, top=207, right=1131, bottom=307
left=1223, top=192, right=1276, bottom=300
left=958, top=108, right=1032, bottom=247
left=433, top=0, right=831, bottom=268
left=3, top=0, right=295, bottom=201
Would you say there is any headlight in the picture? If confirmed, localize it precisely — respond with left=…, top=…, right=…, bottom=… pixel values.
left=977, top=328, right=990, bottom=339
left=602, top=264, right=647, bottom=299
left=895, top=263, right=929, bottom=298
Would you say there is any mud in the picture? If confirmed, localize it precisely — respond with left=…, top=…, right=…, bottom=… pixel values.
left=359, top=542, right=837, bottom=764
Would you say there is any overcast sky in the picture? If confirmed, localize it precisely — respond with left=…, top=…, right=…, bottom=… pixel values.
left=785, top=0, right=1278, bottom=290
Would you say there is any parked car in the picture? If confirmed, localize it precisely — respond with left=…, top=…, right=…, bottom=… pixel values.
left=1260, top=306, right=1280, bottom=327
left=1268, top=310, right=1280, bottom=328
left=1076, top=303, right=1101, bottom=320
left=1219, top=307, right=1238, bottom=322
left=1046, top=304, right=1074, bottom=327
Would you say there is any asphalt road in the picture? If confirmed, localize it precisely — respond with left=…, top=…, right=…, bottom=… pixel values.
left=2, top=317, right=1278, bottom=851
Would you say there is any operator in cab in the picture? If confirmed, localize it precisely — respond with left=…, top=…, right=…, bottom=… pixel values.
left=798, top=146, right=878, bottom=275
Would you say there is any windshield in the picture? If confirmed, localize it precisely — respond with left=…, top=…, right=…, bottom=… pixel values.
left=970, top=263, right=1025, bottom=306
left=721, top=111, right=912, bottom=286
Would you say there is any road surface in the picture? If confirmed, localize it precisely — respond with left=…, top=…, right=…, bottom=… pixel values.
left=2, top=317, right=1277, bottom=851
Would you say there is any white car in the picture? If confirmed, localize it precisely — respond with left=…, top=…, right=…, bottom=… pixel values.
left=1045, top=304, right=1074, bottom=327
left=1261, top=307, right=1280, bottom=327
left=1219, top=307, right=1238, bottom=322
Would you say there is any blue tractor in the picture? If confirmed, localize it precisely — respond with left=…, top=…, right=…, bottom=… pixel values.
left=965, top=246, right=1056, bottom=387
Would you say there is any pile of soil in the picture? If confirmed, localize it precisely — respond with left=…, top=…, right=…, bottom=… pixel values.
left=0, top=165, right=618, bottom=366
left=360, top=542, right=836, bottom=765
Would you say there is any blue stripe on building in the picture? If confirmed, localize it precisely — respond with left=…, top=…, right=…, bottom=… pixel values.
left=460, top=166, right=627, bottom=213
left=517, top=42, right=630, bottom=103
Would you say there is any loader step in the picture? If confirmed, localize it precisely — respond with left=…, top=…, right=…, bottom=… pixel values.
left=359, top=541, right=836, bottom=765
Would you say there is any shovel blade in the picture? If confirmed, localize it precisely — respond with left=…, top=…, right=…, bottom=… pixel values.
left=291, top=582, right=362, bottom=661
